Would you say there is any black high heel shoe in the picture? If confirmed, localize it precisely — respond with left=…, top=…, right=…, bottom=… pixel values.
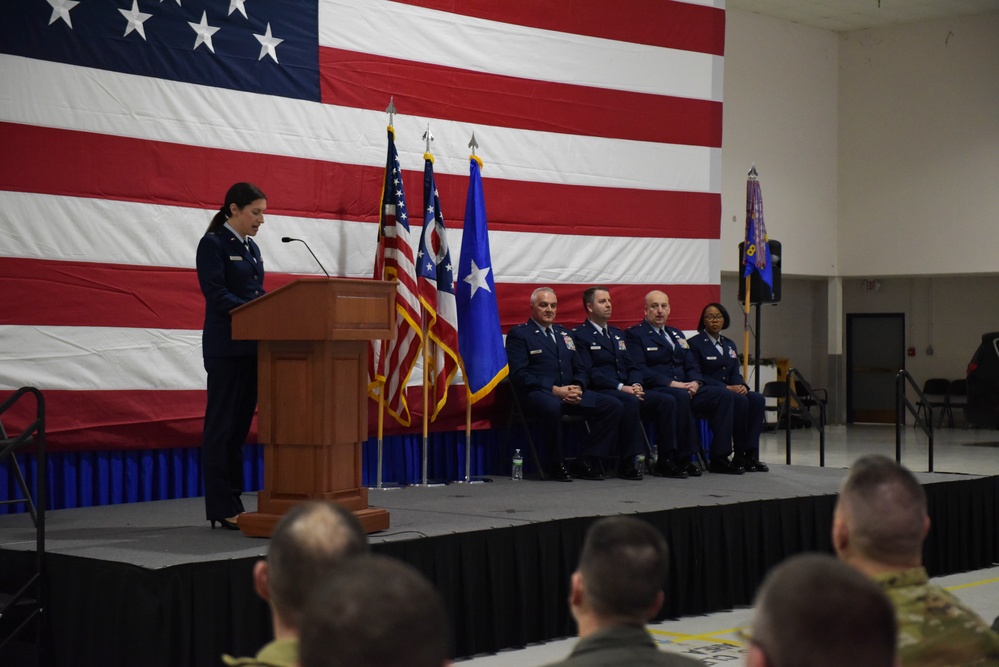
left=209, top=517, right=239, bottom=531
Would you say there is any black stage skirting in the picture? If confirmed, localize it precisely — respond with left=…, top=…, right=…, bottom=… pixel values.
left=1, top=467, right=997, bottom=667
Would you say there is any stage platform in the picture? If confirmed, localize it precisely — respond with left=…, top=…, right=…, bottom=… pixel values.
left=1, top=465, right=997, bottom=667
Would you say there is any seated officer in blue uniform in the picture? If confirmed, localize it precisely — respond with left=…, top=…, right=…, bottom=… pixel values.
left=506, top=287, right=624, bottom=482
left=572, top=286, right=697, bottom=480
left=687, top=302, right=768, bottom=472
left=625, top=290, right=743, bottom=475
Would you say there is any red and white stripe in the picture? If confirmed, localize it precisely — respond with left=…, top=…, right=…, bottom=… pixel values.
left=0, top=0, right=724, bottom=448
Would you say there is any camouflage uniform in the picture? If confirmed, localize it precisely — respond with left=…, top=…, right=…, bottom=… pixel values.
left=875, top=566, right=999, bottom=667
left=223, top=637, right=298, bottom=667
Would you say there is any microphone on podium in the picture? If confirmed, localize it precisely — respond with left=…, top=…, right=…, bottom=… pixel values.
left=282, top=237, right=330, bottom=277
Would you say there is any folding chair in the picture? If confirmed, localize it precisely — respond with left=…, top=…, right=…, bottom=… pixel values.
left=502, top=380, right=589, bottom=480
left=915, top=378, right=949, bottom=428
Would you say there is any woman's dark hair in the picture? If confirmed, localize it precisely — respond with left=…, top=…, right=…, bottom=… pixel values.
left=697, top=302, right=730, bottom=331
left=206, top=182, right=266, bottom=233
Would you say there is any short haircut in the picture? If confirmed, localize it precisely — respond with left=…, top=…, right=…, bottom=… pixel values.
left=299, top=554, right=451, bottom=667
left=751, top=553, right=896, bottom=667
left=582, top=286, right=610, bottom=309
left=267, top=501, right=369, bottom=628
left=578, top=516, right=668, bottom=620
left=697, top=302, right=730, bottom=330
left=837, top=454, right=927, bottom=565
left=531, top=286, right=556, bottom=305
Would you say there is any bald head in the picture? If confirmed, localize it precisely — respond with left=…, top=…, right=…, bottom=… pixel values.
left=833, top=455, right=928, bottom=568
left=643, top=290, right=670, bottom=328
left=267, top=501, right=369, bottom=628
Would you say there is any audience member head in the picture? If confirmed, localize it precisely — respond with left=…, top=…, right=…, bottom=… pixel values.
left=299, top=554, right=451, bottom=667
left=697, top=302, right=730, bottom=332
left=530, top=286, right=558, bottom=327
left=255, top=501, right=369, bottom=637
left=582, top=286, right=612, bottom=325
left=643, top=290, right=670, bottom=329
left=748, top=552, right=897, bottom=667
left=571, top=516, right=668, bottom=631
left=833, top=454, right=929, bottom=573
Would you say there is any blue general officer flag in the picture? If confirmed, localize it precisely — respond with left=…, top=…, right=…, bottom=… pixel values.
left=743, top=176, right=773, bottom=290
left=456, top=156, right=508, bottom=403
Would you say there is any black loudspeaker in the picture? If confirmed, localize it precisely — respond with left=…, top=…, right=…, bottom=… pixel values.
left=737, top=239, right=781, bottom=304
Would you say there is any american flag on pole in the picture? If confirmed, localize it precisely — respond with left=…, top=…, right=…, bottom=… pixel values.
left=369, top=126, right=423, bottom=427
left=416, top=152, right=460, bottom=421
left=0, top=0, right=723, bottom=448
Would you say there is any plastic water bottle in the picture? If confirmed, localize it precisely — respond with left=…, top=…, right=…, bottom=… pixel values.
left=512, top=449, right=524, bottom=481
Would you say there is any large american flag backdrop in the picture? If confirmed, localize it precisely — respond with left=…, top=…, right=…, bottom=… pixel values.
left=0, top=0, right=723, bottom=454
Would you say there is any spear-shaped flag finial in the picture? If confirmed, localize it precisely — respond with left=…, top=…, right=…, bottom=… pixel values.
left=468, top=132, right=478, bottom=157
left=385, top=97, right=397, bottom=126
left=423, top=124, right=434, bottom=153
left=748, top=163, right=759, bottom=181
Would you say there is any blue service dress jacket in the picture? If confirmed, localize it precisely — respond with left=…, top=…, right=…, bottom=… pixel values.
left=624, top=321, right=735, bottom=459
left=572, top=322, right=669, bottom=459
left=505, top=319, right=622, bottom=464
left=686, top=332, right=746, bottom=388
left=687, top=331, right=764, bottom=454
left=195, top=226, right=266, bottom=522
left=196, top=227, right=266, bottom=358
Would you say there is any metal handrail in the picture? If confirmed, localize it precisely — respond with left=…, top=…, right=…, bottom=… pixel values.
left=0, top=386, right=47, bottom=657
left=783, top=369, right=827, bottom=466
left=896, top=370, right=934, bottom=472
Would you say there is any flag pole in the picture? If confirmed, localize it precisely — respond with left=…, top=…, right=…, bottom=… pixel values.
left=464, top=386, right=473, bottom=483
left=743, top=277, right=752, bottom=381
left=421, top=320, right=431, bottom=485
left=742, top=163, right=758, bottom=382
left=376, top=378, right=386, bottom=488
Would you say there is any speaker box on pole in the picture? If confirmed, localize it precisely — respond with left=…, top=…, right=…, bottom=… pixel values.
left=737, top=239, right=781, bottom=304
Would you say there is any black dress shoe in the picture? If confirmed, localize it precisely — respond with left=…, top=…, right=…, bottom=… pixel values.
left=210, top=517, right=239, bottom=530
left=571, top=458, right=605, bottom=481
left=550, top=462, right=574, bottom=482
left=653, top=460, right=688, bottom=479
left=747, top=452, right=769, bottom=472
left=618, top=463, right=643, bottom=481
left=708, top=457, right=745, bottom=475
left=683, top=462, right=703, bottom=477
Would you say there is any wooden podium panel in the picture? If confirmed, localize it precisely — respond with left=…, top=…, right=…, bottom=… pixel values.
left=231, top=279, right=394, bottom=537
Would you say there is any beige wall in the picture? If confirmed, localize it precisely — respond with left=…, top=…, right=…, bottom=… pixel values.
left=719, top=11, right=999, bottom=421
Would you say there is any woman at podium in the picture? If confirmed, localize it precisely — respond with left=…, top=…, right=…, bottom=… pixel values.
left=195, top=182, right=268, bottom=530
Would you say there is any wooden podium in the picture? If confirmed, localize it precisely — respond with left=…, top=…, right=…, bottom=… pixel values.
left=230, top=278, right=395, bottom=537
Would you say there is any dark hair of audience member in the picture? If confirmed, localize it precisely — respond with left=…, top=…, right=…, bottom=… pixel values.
left=838, top=454, right=927, bottom=565
left=752, top=552, right=896, bottom=667
left=578, top=516, right=668, bottom=620
left=299, top=554, right=451, bottom=667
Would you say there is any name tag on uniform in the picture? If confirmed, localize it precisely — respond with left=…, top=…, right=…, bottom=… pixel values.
left=706, top=356, right=718, bottom=360
left=229, top=256, right=243, bottom=261
left=530, top=349, right=542, bottom=355
left=590, top=345, right=601, bottom=350
left=646, top=346, right=658, bottom=351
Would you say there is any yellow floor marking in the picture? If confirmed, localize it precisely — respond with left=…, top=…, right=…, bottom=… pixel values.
left=946, top=576, right=999, bottom=592
left=649, top=627, right=746, bottom=647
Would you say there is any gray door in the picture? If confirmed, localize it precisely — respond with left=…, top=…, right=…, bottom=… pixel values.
left=846, top=313, right=905, bottom=423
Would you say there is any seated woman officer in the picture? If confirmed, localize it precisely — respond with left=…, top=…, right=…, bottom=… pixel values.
left=687, top=303, right=768, bottom=472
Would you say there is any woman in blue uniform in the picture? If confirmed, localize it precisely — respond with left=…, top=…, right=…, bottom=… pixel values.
left=688, top=303, right=768, bottom=472
left=196, top=182, right=267, bottom=529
